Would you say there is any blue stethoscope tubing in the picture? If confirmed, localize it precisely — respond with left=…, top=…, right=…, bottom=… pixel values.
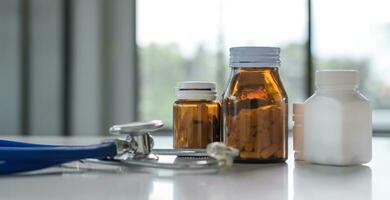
left=0, top=139, right=117, bottom=175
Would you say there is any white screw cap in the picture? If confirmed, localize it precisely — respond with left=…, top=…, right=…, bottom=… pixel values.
left=229, top=46, right=281, bottom=68
left=316, top=70, right=360, bottom=86
left=176, top=81, right=217, bottom=100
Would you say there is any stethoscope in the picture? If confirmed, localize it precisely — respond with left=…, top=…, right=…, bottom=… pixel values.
left=0, top=120, right=239, bottom=175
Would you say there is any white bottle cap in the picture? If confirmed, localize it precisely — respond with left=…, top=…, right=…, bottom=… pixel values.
left=176, top=81, right=217, bottom=100
left=229, top=46, right=281, bottom=67
left=316, top=70, right=360, bottom=86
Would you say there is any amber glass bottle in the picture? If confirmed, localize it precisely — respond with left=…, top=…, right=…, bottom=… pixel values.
left=223, top=47, right=288, bottom=163
left=174, top=82, right=221, bottom=148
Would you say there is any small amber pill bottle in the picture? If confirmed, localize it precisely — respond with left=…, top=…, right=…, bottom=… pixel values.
left=173, top=81, right=221, bottom=149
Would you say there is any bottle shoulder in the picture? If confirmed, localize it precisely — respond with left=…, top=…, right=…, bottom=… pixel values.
left=306, top=90, right=368, bottom=102
left=304, top=91, right=370, bottom=112
left=223, top=69, right=287, bottom=102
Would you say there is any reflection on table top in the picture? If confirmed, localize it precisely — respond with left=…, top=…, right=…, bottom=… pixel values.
left=0, top=136, right=389, bottom=200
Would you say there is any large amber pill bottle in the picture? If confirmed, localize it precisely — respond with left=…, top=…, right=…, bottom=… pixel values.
left=223, top=47, right=288, bottom=163
left=173, top=81, right=221, bottom=149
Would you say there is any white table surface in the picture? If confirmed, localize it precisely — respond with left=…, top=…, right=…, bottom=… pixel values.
left=0, top=136, right=389, bottom=200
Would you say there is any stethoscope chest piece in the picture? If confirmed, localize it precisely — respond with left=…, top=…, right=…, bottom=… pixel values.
left=111, top=120, right=162, bottom=161
left=109, top=120, right=239, bottom=170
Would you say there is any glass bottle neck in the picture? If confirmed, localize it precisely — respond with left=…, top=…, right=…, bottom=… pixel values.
left=230, top=67, right=279, bottom=74
left=228, top=67, right=281, bottom=85
left=176, top=99, right=216, bottom=102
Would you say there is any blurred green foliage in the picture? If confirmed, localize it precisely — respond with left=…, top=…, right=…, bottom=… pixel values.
left=139, top=42, right=388, bottom=127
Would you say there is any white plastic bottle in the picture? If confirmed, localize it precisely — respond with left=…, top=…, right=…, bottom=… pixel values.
left=303, top=70, right=372, bottom=165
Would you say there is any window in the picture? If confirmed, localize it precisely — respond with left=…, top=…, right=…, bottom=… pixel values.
left=1, top=0, right=388, bottom=135
left=138, top=0, right=307, bottom=128
left=313, top=0, right=390, bottom=131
